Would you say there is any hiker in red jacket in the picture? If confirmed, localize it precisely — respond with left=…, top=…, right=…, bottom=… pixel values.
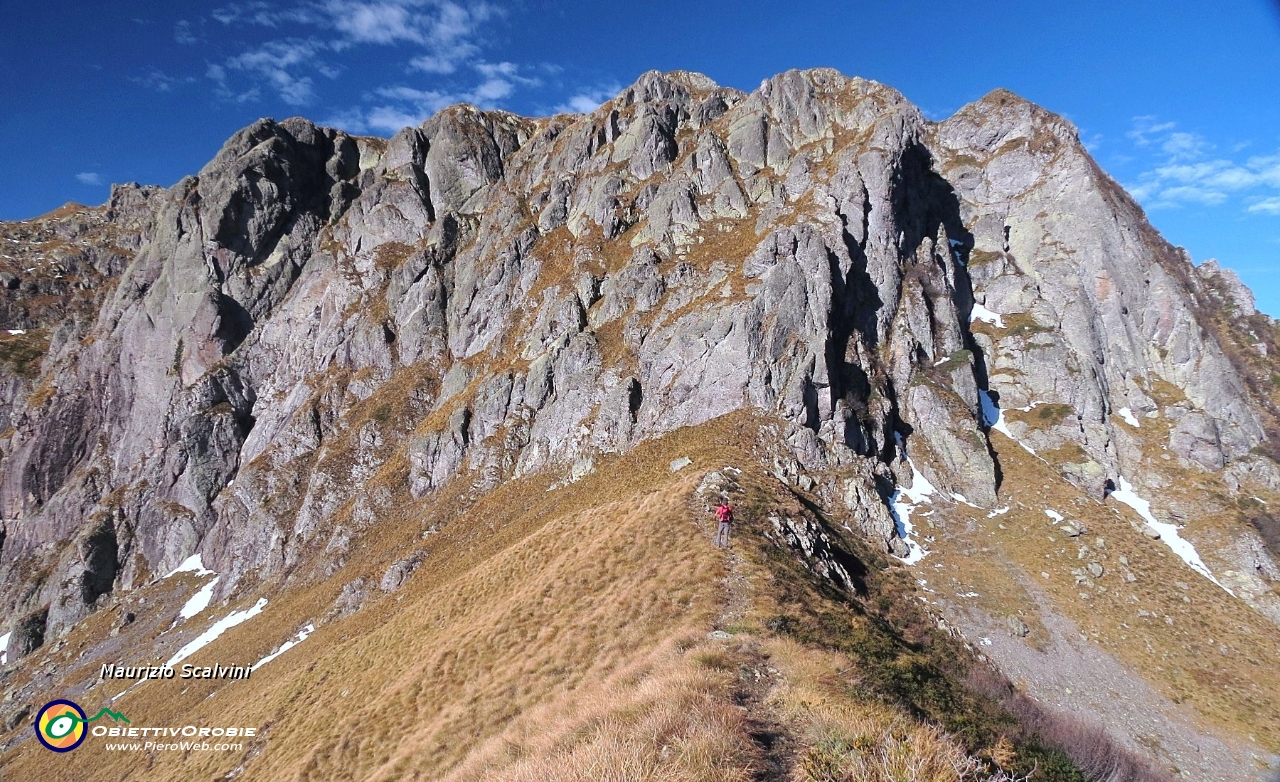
left=714, top=500, right=734, bottom=548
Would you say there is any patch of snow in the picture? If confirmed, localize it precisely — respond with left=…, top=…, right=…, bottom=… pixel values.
left=890, top=491, right=928, bottom=565
left=1045, top=509, right=1064, bottom=522
left=0, top=631, right=9, bottom=664
left=979, top=636, right=992, bottom=646
left=959, top=591, right=980, bottom=598
left=6, top=329, right=25, bottom=335
left=951, top=492, right=980, bottom=508
left=1110, top=477, right=1233, bottom=594
left=899, top=465, right=935, bottom=505
left=1117, top=407, right=1140, bottom=428
left=178, top=577, right=220, bottom=620
left=166, top=554, right=214, bottom=579
left=165, top=598, right=268, bottom=668
left=979, top=389, right=1038, bottom=455
left=252, top=623, right=315, bottom=671
left=889, top=434, right=934, bottom=565
left=970, top=302, right=1005, bottom=328
left=987, top=506, right=1010, bottom=518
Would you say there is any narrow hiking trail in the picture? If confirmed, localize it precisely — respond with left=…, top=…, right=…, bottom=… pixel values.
left=723, top=550, right=795, bottom=782
left=709, top=518, right=796, bottom=781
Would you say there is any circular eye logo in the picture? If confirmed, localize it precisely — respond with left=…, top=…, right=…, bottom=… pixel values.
left=35, top=700, right=87, bottom=752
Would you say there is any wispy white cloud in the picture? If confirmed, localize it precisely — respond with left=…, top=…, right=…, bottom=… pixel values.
left=1161, top=131, right=1212, bottom=161
left=406, top=53, right=459, bottom=74
left=174, top=20, right=198, bottom=44
left=332, top=2, right=425, bottom=43
left=322, top=104, right=427, bottom=134
left=1126, top=116, right=1176, bottom=147
left=331, top=0, right=494, bottom=53
left=374, top=85, right=446, bottom=103
left=211, top=1, right=319, bottom=27
left=465, top=61, right=539, bottom=104
left=1249, top=197, right=1280, bottom=216
left=1152, top=157, right=1280, bottom=191
left=211, top=0, right=496, bottom=73
left=205, top=0, right=501, bottom=109
left=323, top=84, right=451, bottom=133
left=554, top=83, right=621, bottom=115
left=134, top=68, right=197, bottom=92
left=473, top=61, right=518, bottom=79
left=369, top=105, right=439, bottom=132
left=210, top=38, right=330, bottom=105
left=327, top=60, right=535, bottom=134
left=76, top=172, right=103, bottom=186
left=1123, top=116, right=1280, bottom=214
left=198, top=1, right=617, bottom=135
left=1157, top=185, right=1227, bottom=206
left=402, top=1, right=498, bottom=72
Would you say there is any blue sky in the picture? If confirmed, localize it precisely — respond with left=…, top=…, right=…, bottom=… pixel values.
left=3, top=1, right=1280, bottom=313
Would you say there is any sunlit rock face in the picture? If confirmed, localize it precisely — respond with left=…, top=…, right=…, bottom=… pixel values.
left=0, top=68, right=1274, bottom=650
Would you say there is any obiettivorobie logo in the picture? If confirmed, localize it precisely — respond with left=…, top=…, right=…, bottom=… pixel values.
left=34, top=700, right=130, bottom=752
left=34, top=698, right=258, bottom=754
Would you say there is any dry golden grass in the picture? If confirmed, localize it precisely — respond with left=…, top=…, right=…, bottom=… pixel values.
left=968, top=313, right=1052, bottom=341
left=0, top=412, right=1033, bottom=782
left=0, top=421, right=748, bottom=781
left=440, top=637, right=756, bottom=782
left=765, top=639, right=995, bottom=782
left=519, top=225, right=578, bottom=305
left=0, top=328, right=50, bottom=378
left=924, top=425, right=1280, bottom=752
left=257, top=483, right=724, bottom=781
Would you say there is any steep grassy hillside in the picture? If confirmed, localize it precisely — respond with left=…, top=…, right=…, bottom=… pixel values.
left=2, top=416, right=1171, bottom=781
left=3, top=69, right=1277, bottom=781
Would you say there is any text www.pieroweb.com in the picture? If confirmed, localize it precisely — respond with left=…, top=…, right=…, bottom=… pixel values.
left=104, top=740, right=243, bottom=751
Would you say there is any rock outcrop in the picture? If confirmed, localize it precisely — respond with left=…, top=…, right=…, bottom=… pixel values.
left=0, top=68, right=1275, bottom=654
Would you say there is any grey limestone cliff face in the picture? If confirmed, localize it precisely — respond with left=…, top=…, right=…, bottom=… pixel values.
left=0, top=69, right=1274, bottom=651
left=934, top=92, right=1263, bottom=479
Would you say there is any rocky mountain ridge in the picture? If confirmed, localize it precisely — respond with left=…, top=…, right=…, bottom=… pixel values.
left=1, top=68, right=1278, bottom=779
